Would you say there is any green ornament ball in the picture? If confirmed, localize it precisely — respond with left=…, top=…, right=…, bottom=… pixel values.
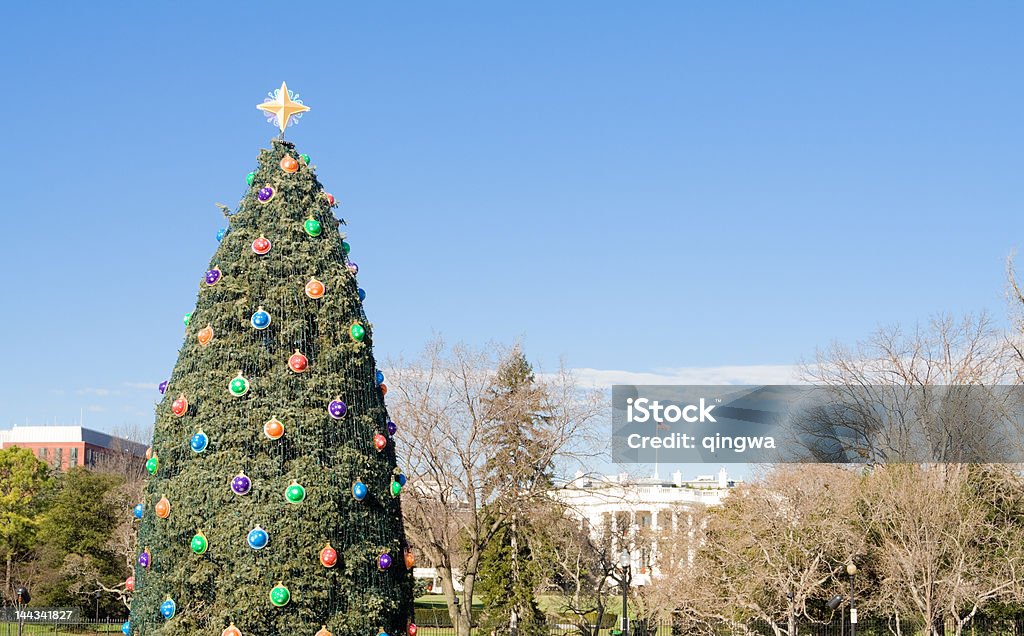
left=183, top=313, right=192, bottom=326
left=350, top=324, right=365, bottom=342
left=246, top=171, right=256, bottom=186
left=190, top=532, right=208, bottom=555
left=229, top=375, right=249, bottom=397
left=146, top=456, right=159, bottom=475
left=300, top=154, right=310, bottom=165
left=341, top=241, right=351, bottom=255
left=285, top=482, right=306, bottom=504
left=270, top=583, right=290, bottom=607
left=390, top=480, right=402, bottom=497
left=304, top=218, right=323, bottom=237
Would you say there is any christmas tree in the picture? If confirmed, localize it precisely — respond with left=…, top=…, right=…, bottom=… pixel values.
left=128, top=83, right=415, bottom=636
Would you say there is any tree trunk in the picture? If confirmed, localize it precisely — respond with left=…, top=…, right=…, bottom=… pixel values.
left=5, top=552, right=11, bottom=602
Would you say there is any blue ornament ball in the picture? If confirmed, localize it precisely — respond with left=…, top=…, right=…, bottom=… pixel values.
left=397, top=473, right=408, bottom=487
left=121, top=622, right=130, bottom=636
left=352, top=480, right=368, bottom=501
left=247, top=526, right=269, bottom=550
left=133, top=503, right=144, bottom=519
left=251, top=308, right=272, bottom=330
left=357, top=288, right=366, bottom=301
left=160, top=599, right=176, bottom=620
left=190, top=430, right=209, bottom=453
left=375, top=370, right=384, bottom=385
left=216, top=228, right=227, bottom=242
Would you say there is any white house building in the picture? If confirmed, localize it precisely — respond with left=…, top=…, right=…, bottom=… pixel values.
left=556, top=468, right=739, bottom=585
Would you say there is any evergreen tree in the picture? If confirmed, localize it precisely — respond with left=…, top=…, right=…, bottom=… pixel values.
left=36, top=468, right=124, bottom=613
left=476, top=351, right=551, bottom=636
left=128, top=120, right=413, bottom=636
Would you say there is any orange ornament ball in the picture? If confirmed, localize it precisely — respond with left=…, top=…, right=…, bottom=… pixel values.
left=305, top=278, right=325, bottom=299
left=280, top=155, right=299, bottom=174
left=404, top=550, right=416, bottom=569
left=374, top=433, right=387, bottom=452
left=155, top=496, right=170, bottom=519
left=222, top=623, right=242, bottom=636
left=380, top=383, right=388, bottom=396
left=264, top=417, right=285, bottom=440
left=197, top=325, right=214, bottom=347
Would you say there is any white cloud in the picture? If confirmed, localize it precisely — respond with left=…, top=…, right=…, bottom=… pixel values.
left=567, top=364, right=803, bottom=388
left=122, top=382, right=160, bottom=391
left=77, top=388, right=117, bottom=397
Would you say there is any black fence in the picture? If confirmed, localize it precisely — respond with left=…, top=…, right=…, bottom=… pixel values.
left=0, top=616, right=1021, bottom=636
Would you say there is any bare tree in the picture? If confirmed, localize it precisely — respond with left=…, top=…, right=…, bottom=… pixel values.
left=650, top=465, right=863, bottom=636
left=861, top=464, right=1024, bottom=636
left=799, top=314, right=1024, bottom=464
left=388, top=338, right=603, bottom=636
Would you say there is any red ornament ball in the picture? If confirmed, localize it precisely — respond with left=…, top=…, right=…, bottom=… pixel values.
left=125, top=576, right=135, bottom=592
left=380, top=383, right=388, bottom=396
left=288, top=350, right=308, bottom=373
left=408, top=624, right=418, bottom=636
left=325, top=193, right=335, bottom=206
left=252, top=236, right=272, bottom=255
left=374, top=433, right=387, bottom=452
left=171, top=394, right=188, bottom=417
left=320, top=543, right=338, bottom=568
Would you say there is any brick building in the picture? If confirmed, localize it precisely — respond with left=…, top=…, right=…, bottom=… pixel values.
left=0, top=425, right=147, bottom=470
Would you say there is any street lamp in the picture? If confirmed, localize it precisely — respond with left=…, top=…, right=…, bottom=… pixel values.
left=847, top=563, right=858, bottom=636
left=619, top=549, right=631, bottom=636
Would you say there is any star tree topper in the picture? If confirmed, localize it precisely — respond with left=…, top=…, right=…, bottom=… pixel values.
left=257, top=81, right=310, bottom=135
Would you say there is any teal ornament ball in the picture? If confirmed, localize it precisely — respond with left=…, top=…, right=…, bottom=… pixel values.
left=246, top=171, right=256, bottom=186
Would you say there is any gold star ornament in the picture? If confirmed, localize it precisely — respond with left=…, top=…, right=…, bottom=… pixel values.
left=257, top=82, right=310, bottom=134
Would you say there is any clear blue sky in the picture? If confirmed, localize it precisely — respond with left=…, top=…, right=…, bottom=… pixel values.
left=0, top=3, right=1021, bottom=437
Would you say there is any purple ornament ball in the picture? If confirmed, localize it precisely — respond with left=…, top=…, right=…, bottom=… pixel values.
left=231, top=473, right=252, bottom=495
left=257, top=186, right=274, bottom=202
left=378, top=553, right=392, bottom=570
left=329, top=399, right=348, bottom=419
left=387, top=421, right=397, bottom=436
left=158, top=381, right=168, bottom=395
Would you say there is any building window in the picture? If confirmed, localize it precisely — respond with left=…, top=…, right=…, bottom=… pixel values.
left=55, top=447, right=63, bottom=468
left=38, top=447, right=48, bottom=459
left=70, top=447, right=78, bottom=467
